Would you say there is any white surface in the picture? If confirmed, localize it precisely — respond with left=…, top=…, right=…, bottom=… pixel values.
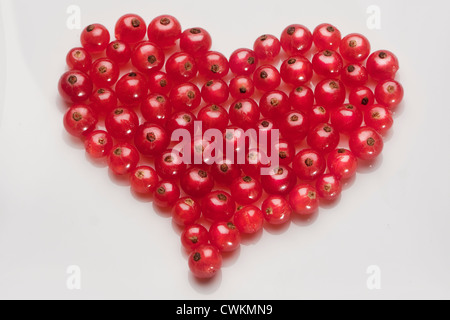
left=0, top=0, right=449, bottom=300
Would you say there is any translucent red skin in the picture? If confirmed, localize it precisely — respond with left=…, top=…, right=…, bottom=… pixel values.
left=341, top=63, right=369, bottom=87
left=364, top=105, right=394, bottom=135
left=280, top=24, right=312, bottom=56
left=292, top=149, right=326, bottom=181
left=289, top=185, right=319, bottom=216
left=253, top=65, right=281, bottom=92
left=90, top=58, right=119, bottom=88
left=279, top=111, right=309, bottom=142
left=131, top=42, right=165, bottom=74
left=349, top=86, right=375, bottom=110
left=314, top=79, right=346, bottom=109
left=80, top=23, right=110, bottom=53
left=197, top=104, right=229, bottom=133
left=308, top=106, right=330, bottom=129
left=330, top=104, right=363, bottom=134
left=230, top=176, right=263, bottom=205
left=201, top=80, right=229, bottom=104
left=259, top=90, right=291, bottom=119
left=165, top=111, right=197, bottom=136
left=349, top=127, right=384, bottom=161
left=307, top=123, right=340, bottom=154
left=169, top=82, right=201, bottom=111
left=106, top=40, right=131, bottom=65
left=154, top=149, right=187, bottom=181
left=180, top=28, right=212, bottom=57
left=115, top=72, right=148, bottom=106
left=85, top=130, right=114, bottom=159
left=154, top=181, right=181, bottom=207
left=90, top=88, right=118, bottom=114
left=134, top=123, right=169, bottom=157
left=209, top=222, right=241, bottom=252
left=140, top=94, right=171, bottom=126
left=58, top=70, right=93, bottom=103
left=188, top=245, right=222, bottom=279
left=313, top=23, right=341, bottom=51
left=180, top=167, right=215, bottom=198
left=172, top=197, right=202, bottom=227
left=202, top=191, right=236, bottom=222
left=289, top=86, right=314, bottom=112
left=64, top=104, right=97, bottom=138
left=339, top=33, right=371, bottom=63
left=366, top=50, right=399, bottom=81
left=197, top=51, right=230, bottom=80
left=253, top=34, right=281, bottom=61
left=105, top=108, right=139, bottom=141
left=147, top=15, right=182, bottom=49
left=129, top=166, right=159, bottom=194
left=229, top=98, right=260, bottom=130
left=316, top=174, right=342, bottom=201
left=261, top=196, right=292, bottom=225
left=229, top=76, right=255, bottom=100
left=147, top=71, right=172, bottom=96
left=211, top=159, right=242, bottom=185
left=280, top=56, right=313, bottom=86
left=181, top=224, right=210, bottom=252
left=273, top=139, right=295, bottom=166
left=261, top=166, right=297, bottom=196
left=312, top=50, right=343, bottom=78
left=107, top=143, right=140, bottom=176
left=233, top=206, right=264, bottom=234
left=66, top=47, right=92, bottom=73
left=229, top=48, right=258, bottom=76
left=327, top=149, right=358, bottom=180
left=114, top=14, right=147, bottom=44
left=165, top=52, right=198, bottom=83
left=375, top=80, right=404, bottom=109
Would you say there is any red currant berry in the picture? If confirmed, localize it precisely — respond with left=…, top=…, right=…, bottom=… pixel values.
left=90, top=88, right=118, bottom=114
left=155, top=149, right=187, bottom=181
left=233, top=206, right=264, bottom=234
left=114, top=14, right=146, bottom=44
left=130, top=166, right=159, bottom=194
left=131, top=41, right=165, bottom=74
left=211, top=159, right=242, bottom=185
left=229, top=76, right=255, bottom=100
left=80, top=24, right=110, bottom=53
left=106, top=40, right=131, bottom=65
left=367, top=50, right=399, bottom=81
left=108, top=144, right=140, bottom=175
left=262, top=196, right=292, bottom=225
left=231, top=176, right=263, bottom=205
left=339, top=33, right=371, bottom=63
left=374, top=79, right=404, bottom=109
left=59, top=70, right=93, bottom=103
left=180, top=167, right=215, bottom=198
left=316, top=174, right=342, bottom=201
left=292, top=149, right=326, bottom=181
left=198, top=51, right=230, bottom=80
left=242, top=148, right=271, bottom=178
left=364, top=104, right=394, bottom=135
left=154, top=181, right=181, bottom=207
left=312, top=50, right=343, bottom=78
left=280, top=56, right=313, bottom=86
left=85, top=130, right=113, bottom=159
left=202, top=191, right=236, bottom=222
left=115, top=72, right=148, bottom=106
left=140, top=94, right=171, bottom=126
left=172, top=197, right=201, bottom=227
left=259, top=90, right=290, bottom=119
left=201, top=79, right=229, bottom=104
left=289, top=185, right=319, bottom=216
left=229, top=48, right=258, bottom=76
left=180, top=28, right=212, bottom=57
left=197, top=104, right=229, bottom=133
left=280, top=24, right=313, bottom=56
left=278, top=111, right=309, bottom=142
left=253, top=65, right=281, bottom=92
left=166, top=111, right=197, bottom=136
left=64, top=104, right=97, bottom=137
left=105, top=107, right=139, bottom=141
left=289, top=86, right=314, bottom=113
left=314, top=79, right=346, bottom=108
left=66, top=47, right=92, bottom=73
left=253, top=34, right=281, bottom=61
left=147, top=15, right=182, bottom=49
left=341, top=63, right=368, bottom=87
left=134, top=123, right=169, bottom=157
left=261, top=166, right=296, bottom=196
left=165, top=52, right=198, bottom=83
left=229, top=98, right=260, bottom=130
left=169, top=82, right=201, bottom=111
left=308, top=105, right=330, bottom=129
left=90, top=58, right=119, bottom=88
left=209, top=222, right=241, bottom=252
left=273, top=139, right=295, bottom=166
left=307, top=123, right=340, bottom=153
left=191, top=137, right=215, bottom=166
left=257, top=118, right=278, bottom=146
left=224, top=126, right=250, bottom=156
left=182, top=224, right=210, bottom=252
left=327, top=148, right=358, bottom=180
left=349, top=127, right=384, bottom=161
left=147, top=71, right=172, bottom=96
left=349, top=86, right=375, bottom=110
left=188, top=245, right=222, bottom=279
left=312, top=23, right=341, bottom=51
left=330, top=104, right=363, bottom=134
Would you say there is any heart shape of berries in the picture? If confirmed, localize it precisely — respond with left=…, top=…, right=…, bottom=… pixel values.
left=58, top=14, right=404, bottom=280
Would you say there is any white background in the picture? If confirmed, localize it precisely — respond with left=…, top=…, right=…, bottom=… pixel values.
left=0, top=0, right=449, bottom=300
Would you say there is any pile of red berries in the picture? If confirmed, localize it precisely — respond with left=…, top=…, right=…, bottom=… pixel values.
left=58, top=14, right=404, bottom=279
